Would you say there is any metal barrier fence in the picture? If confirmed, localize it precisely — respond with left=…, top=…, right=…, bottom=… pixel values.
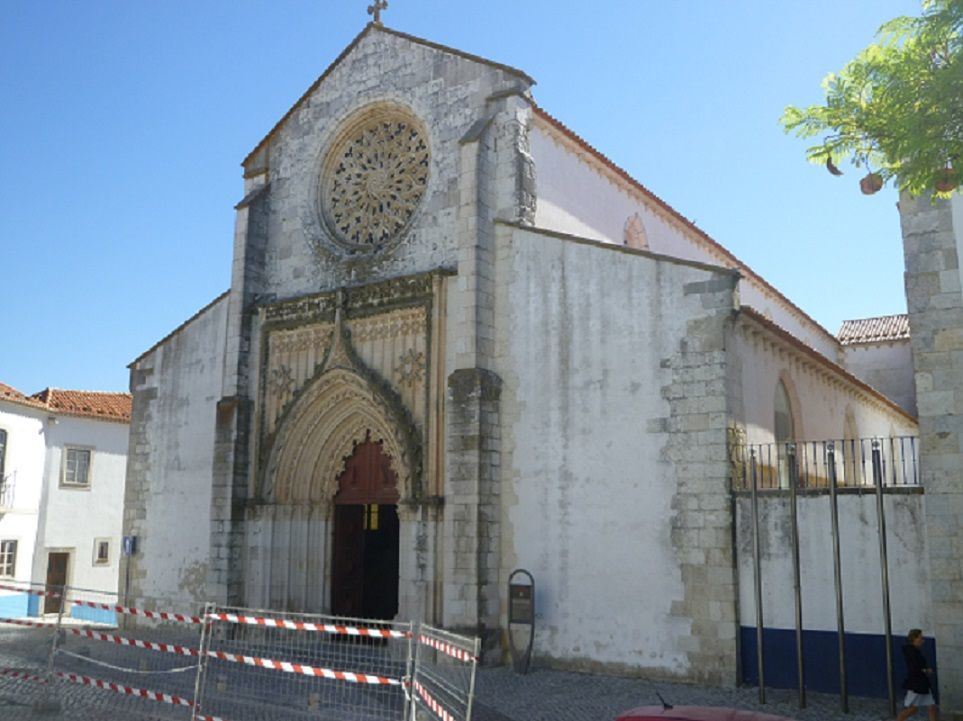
left=200, top=606, right=413, bottom=721
left=411, top=624, right=479, bottom=721
left=0, top=581, right=479, bottom=721
left=730, top=436, right=919, bottom=491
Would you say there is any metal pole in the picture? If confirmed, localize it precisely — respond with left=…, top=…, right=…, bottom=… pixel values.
left=827, top=443, right=849, bottom=713
left=190, top=601, right=214, bottom=721
left=405, top=622, right=417, bottom=721
left=465, top=636, right=481, bottom=721
left=787, top=445, right=806, bottom=708
left=872, top=441, right=896, bottom=718
left=750, top=449, right=766, bottom=703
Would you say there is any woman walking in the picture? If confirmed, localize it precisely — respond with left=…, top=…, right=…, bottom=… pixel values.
left=896, top=629, right=938, bottom=721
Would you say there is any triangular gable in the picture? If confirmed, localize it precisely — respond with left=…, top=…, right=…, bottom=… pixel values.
left=242, top=23, right=535, bottom=175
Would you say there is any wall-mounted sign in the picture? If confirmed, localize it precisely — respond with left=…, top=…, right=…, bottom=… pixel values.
left=122, top=536, right=137, bottom=557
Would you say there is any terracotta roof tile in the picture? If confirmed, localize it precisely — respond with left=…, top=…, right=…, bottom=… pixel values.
left=838, top=314, right=910, bottom=345
left=28, top=388, right=132, bottom=422
left=0, top=382, right=31, bottom=404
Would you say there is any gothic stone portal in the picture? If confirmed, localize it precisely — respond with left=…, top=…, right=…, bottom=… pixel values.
left=332, top=437, right=400, bottom=620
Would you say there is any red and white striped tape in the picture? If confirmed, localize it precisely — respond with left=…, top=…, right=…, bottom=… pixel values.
left=68, top=628, right=200, bottom=657
left=419, top=635, right=476, bottom=663
left=55, top=671, right=193, bottom=708
left=54, top=672, right=230, bottom=721
left=0, top=668, right=48, bottom=684
left=413, top=680, right=457, bottom=721
left=0, top=583, right=60, bottom=598
left=70, top=599, right=203, bottom=625
left=207, top=612, right=409, bottom=638
left=207, top=649, right=401, bottom=685
left=0, top=617, right=57, bottom=629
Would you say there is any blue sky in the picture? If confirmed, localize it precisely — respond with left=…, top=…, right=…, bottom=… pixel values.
left=0, top=1, right=920, bottom=394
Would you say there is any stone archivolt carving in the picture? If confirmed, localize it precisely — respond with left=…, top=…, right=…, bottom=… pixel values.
left=270, top=326, right=333, bottom=354
left=350, top=307, right=425, bottom=343
left=264, top=368, right=418, bottom=506
left=262, top=307, right=423, bottom=507
left=320, top=107, right=430, bottom=251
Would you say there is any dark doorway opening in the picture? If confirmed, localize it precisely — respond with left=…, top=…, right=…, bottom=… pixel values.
left=331, top=438, right=400, bottom=620
left=44, top=552, right=69, bottom=615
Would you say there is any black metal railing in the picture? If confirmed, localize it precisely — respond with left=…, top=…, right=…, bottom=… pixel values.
left=730, top=436, right=919, bottom=491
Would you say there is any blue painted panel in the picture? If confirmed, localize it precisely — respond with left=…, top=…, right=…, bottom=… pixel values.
left=27, top=594, right=39, bottom=617
left=740, top=627, right=939, bottom=700
left=0, top=593, right=29, bottom=617
left=70, top=604, right=116, bottom=625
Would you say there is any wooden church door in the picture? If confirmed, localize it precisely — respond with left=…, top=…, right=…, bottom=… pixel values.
left=331, top=437, right=400, bottom=619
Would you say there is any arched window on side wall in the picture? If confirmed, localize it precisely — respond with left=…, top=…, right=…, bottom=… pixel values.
left=775, top=380, right=795, bottom=487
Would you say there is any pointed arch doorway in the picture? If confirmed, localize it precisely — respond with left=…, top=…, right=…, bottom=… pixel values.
left=331, top=435, right=401, bottom=620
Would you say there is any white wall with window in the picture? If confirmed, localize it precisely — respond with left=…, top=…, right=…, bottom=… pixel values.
left=34, top=415, right=128, bottom=599
left=0, top=386, right=129, bottom=618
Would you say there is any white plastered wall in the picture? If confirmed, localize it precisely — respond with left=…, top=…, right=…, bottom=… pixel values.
left=843, top=340, right=916, bottom=417
left=735, top=493, right=929, bottom=635
left=127, top=295, right=229, bottom=607
left=530, top=121, right=840, bottom=360
left=494, top=225, right=732, bottom=674
left=0, top=403, right=46, bottom=594
left=734, top=322, right=917, bottom=446
left=34, top=415, right=128, bottom=594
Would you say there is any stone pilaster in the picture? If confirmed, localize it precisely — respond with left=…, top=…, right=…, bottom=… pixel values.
left=664, top=275, right=740, bottom=685
left=899, top=192, right=963, bottom=718
left=208, top=181, right=269, bottom=605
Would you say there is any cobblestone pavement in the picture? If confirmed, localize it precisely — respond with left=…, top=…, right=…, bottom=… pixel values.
left=2, top=625, right=895, bottom=721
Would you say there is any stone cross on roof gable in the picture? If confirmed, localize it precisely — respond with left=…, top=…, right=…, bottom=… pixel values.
left=367, top=0, right=388, bottom=24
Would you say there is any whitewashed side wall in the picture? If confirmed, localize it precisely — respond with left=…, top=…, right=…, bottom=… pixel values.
left=34, top=416, right=128, bottom=594
left=735, top=492, right=929, bottom=635
left=125, top=295, right=229, bottom=607
left=0, top=403, right=45, bottom=603
left=529, top=122, right=840, bottom=360
left=495, top=225, right=735, bottom=679
left=733, top=321, right=917, bottom=446
left=843, top=341, right=916, bottom=417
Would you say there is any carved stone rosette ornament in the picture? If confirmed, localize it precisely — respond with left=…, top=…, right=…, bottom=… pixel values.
left=320, top=106, right=430, bottom=252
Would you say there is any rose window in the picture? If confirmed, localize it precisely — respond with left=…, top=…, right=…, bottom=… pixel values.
left=321, top=112, right=429, bottom=250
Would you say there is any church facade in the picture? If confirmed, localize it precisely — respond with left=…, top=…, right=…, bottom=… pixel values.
left=123, top=23, right=919, bottom=685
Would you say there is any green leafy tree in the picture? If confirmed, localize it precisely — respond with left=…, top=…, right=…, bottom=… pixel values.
left=781, top=0, right=962, bottom=197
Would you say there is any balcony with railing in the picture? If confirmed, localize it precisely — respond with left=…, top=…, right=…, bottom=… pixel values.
left=730, top=436, right=919, bottom=491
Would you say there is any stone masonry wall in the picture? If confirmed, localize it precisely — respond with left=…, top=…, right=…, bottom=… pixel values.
left=899, top=192, right=963, bottom=718
left=663, top=275, right=740, bottom=685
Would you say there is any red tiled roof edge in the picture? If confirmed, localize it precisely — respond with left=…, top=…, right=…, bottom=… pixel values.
left=530, top=104, right=840, bottom=351
left=30, top=389, right=131, bottom=423
left=739, top=306, right=917, bottom=425
left=242, top=23, right=535, bottom=170
left=838, top=314, right=910, bottom=345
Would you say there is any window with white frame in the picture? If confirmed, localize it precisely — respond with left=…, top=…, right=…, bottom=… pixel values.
left=93, top=539, right=110, bottom=566
left=0, top=540, right=17, bottom=577
left=62, top=448, right=92, bottom=487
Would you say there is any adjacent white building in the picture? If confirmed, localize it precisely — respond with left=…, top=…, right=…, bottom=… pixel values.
left=0, top=383, right=130, bottom=618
